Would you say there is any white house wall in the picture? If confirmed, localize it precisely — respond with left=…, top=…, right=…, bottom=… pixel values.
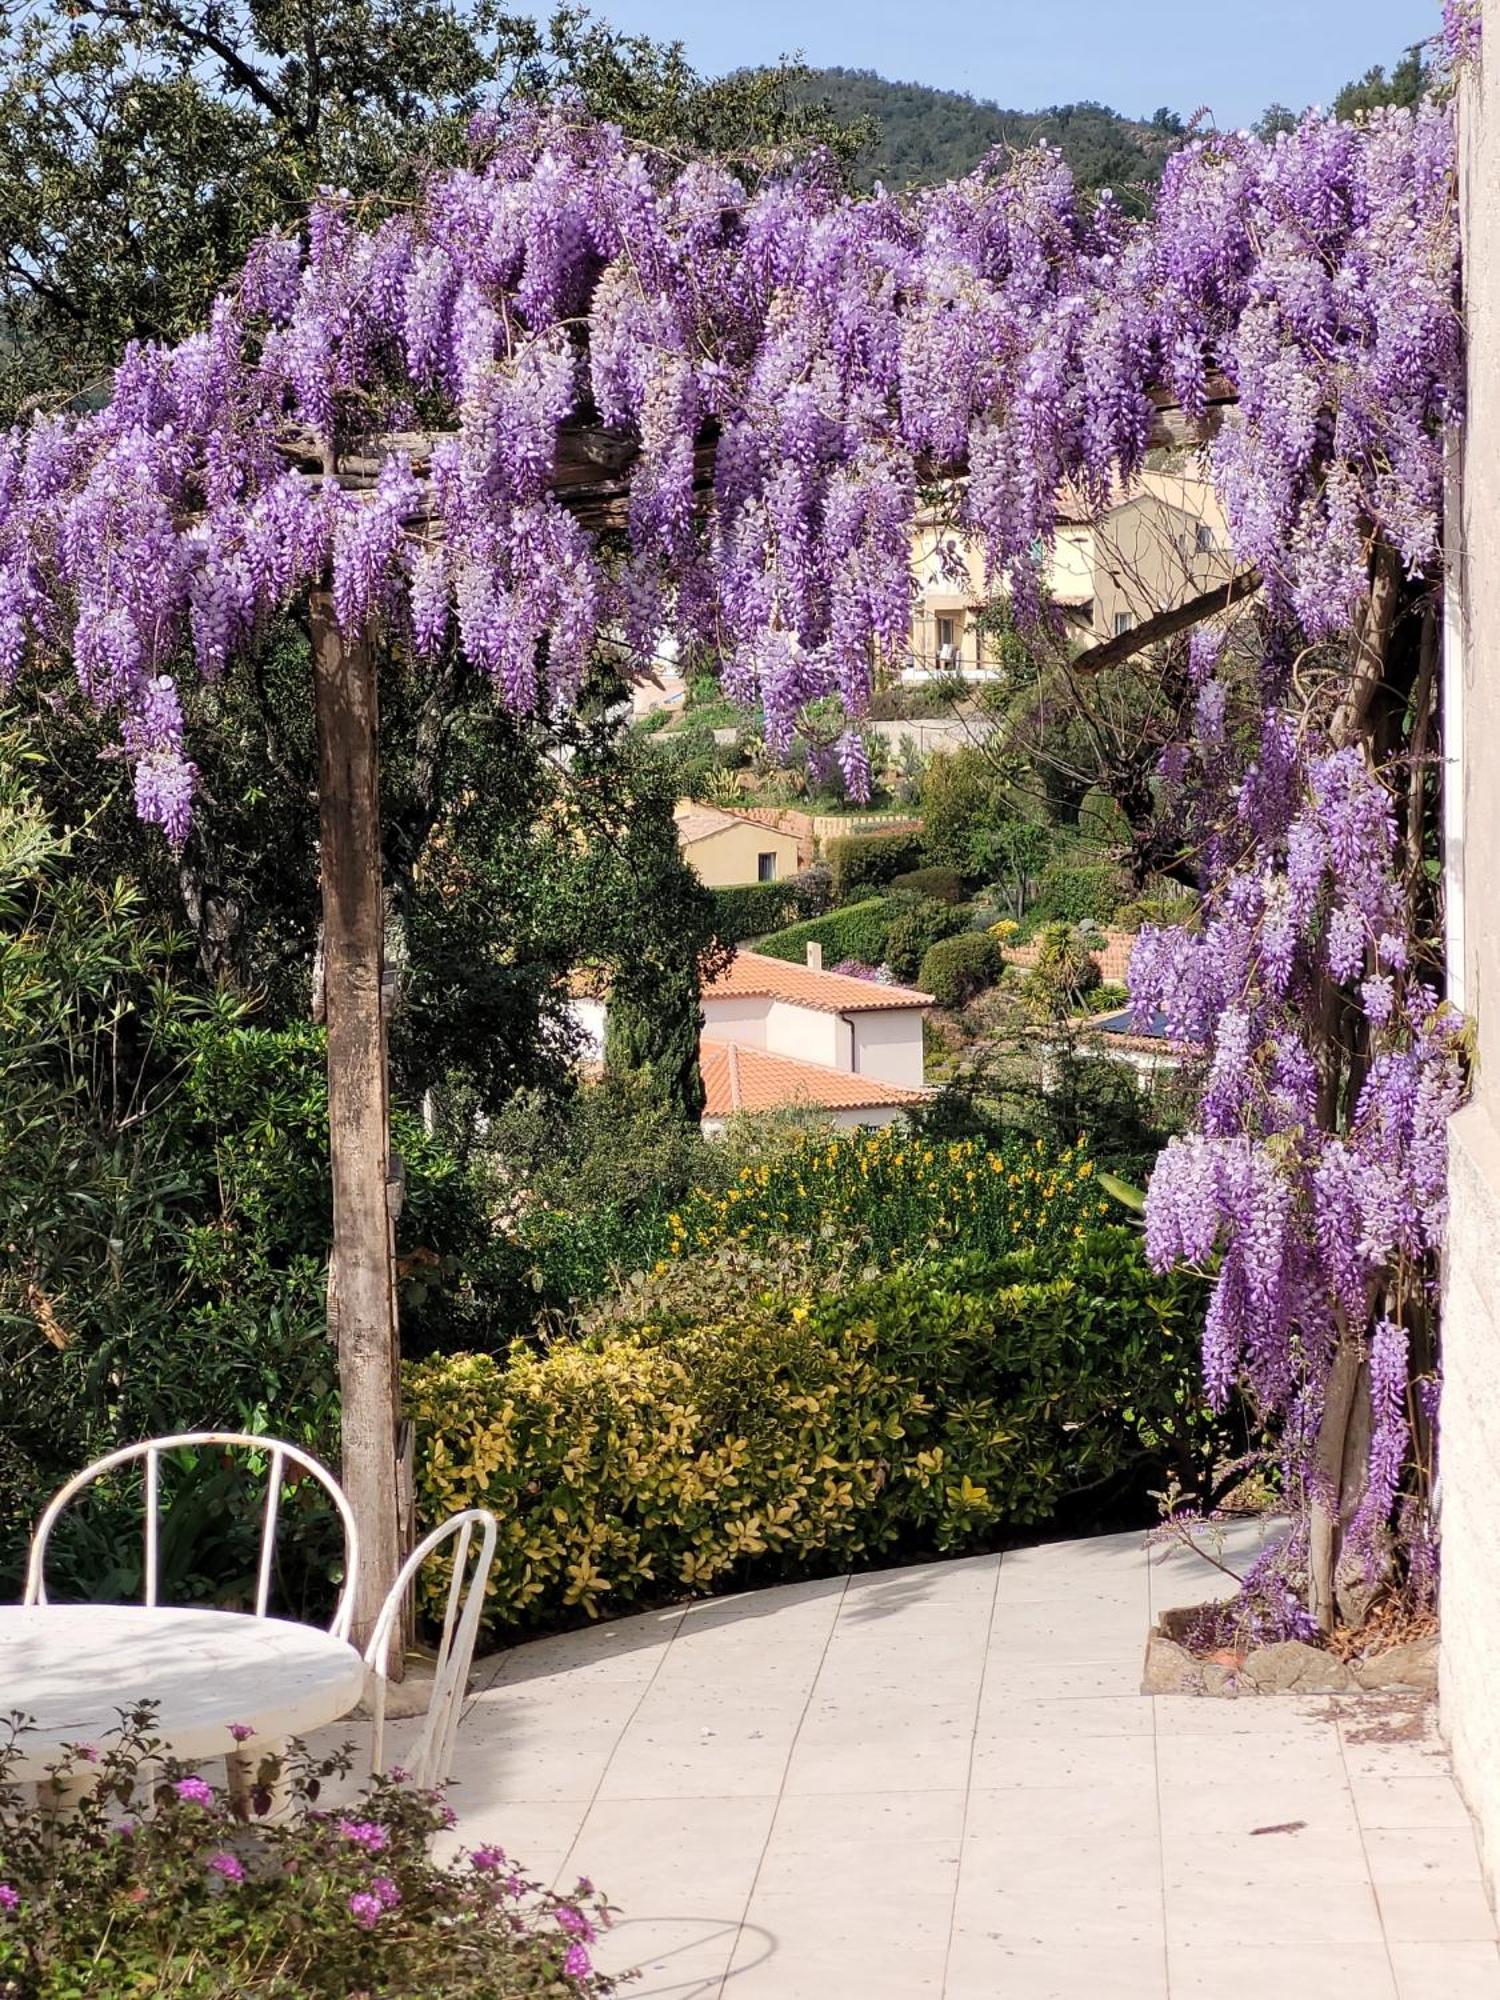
left=700, top=994, right=775, bottom=1047
left=851, top=1009, right=927, bottom=1088
left=762, top=998, right=845, bottom=1070
left=1441, top=18, right=1500, bottom=1900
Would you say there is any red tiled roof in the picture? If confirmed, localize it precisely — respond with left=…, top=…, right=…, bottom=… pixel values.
left=674, top=801, right=797, bottom=845
left=706, top=949, right=933, bottom=1015
left=1005, top=927, right=1137, bottom=985
left=700, top=1039, right=928, bottom=1117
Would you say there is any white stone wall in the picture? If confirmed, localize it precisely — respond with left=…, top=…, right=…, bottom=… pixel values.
left=1442, top=10, right=1500, bottom=1896
left=1442, top=1107, right=1500, bottom=1890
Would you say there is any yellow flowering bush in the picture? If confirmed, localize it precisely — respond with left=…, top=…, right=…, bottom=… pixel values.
left=409, top=1229, right=1215, bottom=1640
left=664, top=1125, right=1107, bottom=1265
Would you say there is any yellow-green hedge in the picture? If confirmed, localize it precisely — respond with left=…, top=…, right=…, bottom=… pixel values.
left=408, top=1232, right=1211, bottom=1639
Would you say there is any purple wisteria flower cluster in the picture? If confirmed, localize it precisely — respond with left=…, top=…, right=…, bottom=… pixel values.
left=1131, top=629, right=1467, bottom=1602
left=0, top=94, right=1462, bottom=847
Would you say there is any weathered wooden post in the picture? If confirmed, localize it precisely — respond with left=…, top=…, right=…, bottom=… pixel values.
left=310, top=586, right=402, bottom=1651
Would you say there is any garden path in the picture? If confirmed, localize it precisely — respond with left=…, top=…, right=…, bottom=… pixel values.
left=358, top=1524, right=1499, bottom=1998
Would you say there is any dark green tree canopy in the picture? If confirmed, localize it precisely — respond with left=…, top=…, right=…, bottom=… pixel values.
left=0, top=0, right=864, bottom=412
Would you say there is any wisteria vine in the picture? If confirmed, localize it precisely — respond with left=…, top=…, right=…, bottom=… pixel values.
left=0, top=65, right=1472, bottom=1619
left=0, top=91, right=1461, bottom=838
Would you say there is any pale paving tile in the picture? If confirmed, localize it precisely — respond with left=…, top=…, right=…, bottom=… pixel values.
left=1377, top=1877, right=1499, bottom=1943
left=425, top=1531, right=1497, bottom=1997
left=1341, top=1728, right=1451, bottom=1782
left=726, top=1890, right=953, bottom=1997
left=1353, top=1773, right=1483, bottom=1829
left=594, top=1914, right=741, bottom=1999
left=783, top=1695, right=980, bottom=1795
left=657, top=1578, right=844, bottom=1697
left=563, top=1793, right=776, bottom=1994
left=751, top=1790, right=965, bottom=1895
left=485, top=1608, right=685, bottom=1690
left=597, top=1694, right=803, bottom=1801
left=1150, top=1692, right=1338, bottom=1739
left=1166, top=1942, right=1398, bottom=2000
left=980, top=1656, right=1146, bottom=1701
left=969, top=1698, right=1154, bottom=1787
left=1390, top=1941, right=1500, bottom=1998
left=954, top=1795, right=1165, bottom=1955
left=967, top=1732, right=1157, bottom=1790
left=944, top=1936, right=1168, bottom=2000
left=446, top=1698, right=636, bottom=1803
left=1363, top=1822, right=1489, bottom=1885
left=987, top=1596, right=1150, bottom=1651
left=1165, top=1869, right=1386, bottom=1948
left=963, top=1778, right=1157, bottom=1845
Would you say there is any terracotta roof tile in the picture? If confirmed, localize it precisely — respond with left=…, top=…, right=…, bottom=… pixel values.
left=1004, top=927, right=1137, bottom=985
left=706, top=949, right=933, bottom=1015
left=700, top=1039, right=929, bottom=1117
left=673, top=801, right=792, bottom=845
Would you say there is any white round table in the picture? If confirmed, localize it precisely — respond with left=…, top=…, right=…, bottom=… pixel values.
left=0, top=1605, right=367, bottom=1780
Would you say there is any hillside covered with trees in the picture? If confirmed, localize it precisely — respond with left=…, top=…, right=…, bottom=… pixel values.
left=795, top=66, right=1185, bottom=198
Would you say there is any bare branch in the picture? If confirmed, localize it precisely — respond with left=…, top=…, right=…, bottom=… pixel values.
left=1069, top=566, right=1262, bottom=677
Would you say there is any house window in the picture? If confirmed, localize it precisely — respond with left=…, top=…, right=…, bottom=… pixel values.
left=1113, top=611, right=1135, bottom=637
left=1195, top=523, right=1216, bottom=554
left=757, top=851, right=777, bottom=882
left=935, top=613, right=958, bottom=661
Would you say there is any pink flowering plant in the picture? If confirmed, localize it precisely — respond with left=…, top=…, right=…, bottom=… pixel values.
left=0, top=1705, right=621, bottom=1997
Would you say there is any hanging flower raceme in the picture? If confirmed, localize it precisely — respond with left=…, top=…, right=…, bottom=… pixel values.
left=1131, top=644, right=1468, bottom=1608
left=0, top=95, right=1461, bottom=846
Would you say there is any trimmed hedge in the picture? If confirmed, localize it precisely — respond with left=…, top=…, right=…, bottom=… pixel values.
left=1033, top=857, right=1128, bottom=924
left=883, top=894, right=967, bottom=981
left=826, top=829, right=924, bottom=901
left=919, top=930, right=1002, bottom=1007
left=890, top=865, right=964, bottom=904
left=410, top=1230, right=1211, bottom=1636
left=710, top=880, right=798, bottom=943
left=755, top=897, right=893, bottom=966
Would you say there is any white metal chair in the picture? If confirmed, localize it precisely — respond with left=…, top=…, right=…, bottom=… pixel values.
left=24, top=1432, right=360, bottom=1640
left=365, top=1509, right=497, bottom=1791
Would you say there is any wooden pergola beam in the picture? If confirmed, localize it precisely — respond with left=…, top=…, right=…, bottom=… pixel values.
left=272, top=368, right=1237, bottom=533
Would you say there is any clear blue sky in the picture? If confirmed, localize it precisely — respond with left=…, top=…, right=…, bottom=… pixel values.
left=587, top=0, right=1440, bottom=132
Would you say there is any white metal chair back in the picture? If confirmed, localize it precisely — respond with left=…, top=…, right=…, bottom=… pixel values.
left=365, top=1509, right=498, bottom=1791
left=23, top=1432, right=360, bottom=1641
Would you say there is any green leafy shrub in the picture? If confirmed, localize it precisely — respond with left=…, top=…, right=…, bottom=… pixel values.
left=755, top=897, right=893, bottom=966
left=917, top=748, right=1011, bottom=876
left=667, top=1122, right=1107, bottom=1263
left=825, top=829, right=923, bottom=901
left=883, top=894, right=967, bottom=982
left=890, top=865, right=964, bottom=904
left=0, top=1714, right=619, bottom=1997
left=480, top=1072, right=712, bottom=1323
left=1032, top=857, right=1127, bottom=924
left=788, top=859, right=834, bottom=917
left=410, top=1226, right=1213, bottom=1636
left=919, top=931, right=1002, bottom=1007
left=709, top=880, right=798, bottom=943
left=0, top=748, right=519, bottom=1599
